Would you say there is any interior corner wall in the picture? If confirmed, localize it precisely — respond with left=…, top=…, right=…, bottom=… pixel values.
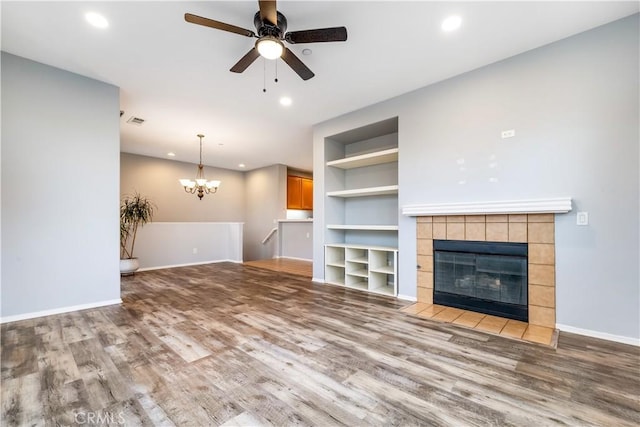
left=244, top=164, right=287, bottom=261
left=120, top=152, right=245, bottom=222
left=1, top=52, right=121, bottom=319
left=313, top=14, right=639, bottom=340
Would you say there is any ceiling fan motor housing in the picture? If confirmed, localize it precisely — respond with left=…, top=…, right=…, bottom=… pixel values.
left=254, top=11, right=287, bottom=38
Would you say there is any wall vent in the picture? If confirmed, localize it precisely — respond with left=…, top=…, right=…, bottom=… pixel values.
left=127, top=116, right=145, bottom=125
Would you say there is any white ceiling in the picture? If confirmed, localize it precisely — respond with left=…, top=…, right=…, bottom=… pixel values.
left=2, top=1, right=638, bottom=171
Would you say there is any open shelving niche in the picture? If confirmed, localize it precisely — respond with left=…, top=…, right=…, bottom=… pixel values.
left=323, top=117, right=399, bottom=297
left=325, top=244, right=398, bottom=296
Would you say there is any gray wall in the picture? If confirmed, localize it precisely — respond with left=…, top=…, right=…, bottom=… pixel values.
left=279, top=222, right=313, bottom=260
left=121, top=153, right=245, bottom=222
left=244, top=164, right=288, bottom=261
left=313, top=15, right=639, bottom=340
left=1, top=53, right=121, bottom=318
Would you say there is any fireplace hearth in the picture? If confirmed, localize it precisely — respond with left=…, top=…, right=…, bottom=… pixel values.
left=433, top=240, right=528, bottom=322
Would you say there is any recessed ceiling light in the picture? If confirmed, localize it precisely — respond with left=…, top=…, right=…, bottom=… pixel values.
left=441, top=15, right=462, bottom=32
left=302, top=48, right=312, bottom=56
left=280, top=96, right=292, bottom=107
left=85, top=12, right=109, bottom=29
left=167, top=152, right=176, bottom=157
left=238, top=163, right=246, bottom=168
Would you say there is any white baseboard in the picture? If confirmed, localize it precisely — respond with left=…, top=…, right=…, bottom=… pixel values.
left=556, top=323, right=639, bottom=347
left=1, top=299, right=122, bottom=324
left=138, top=259, right=241, bottom=272
left=397, top=294, right=418, bottom=302
left=311, top=277, right=325, bottom=284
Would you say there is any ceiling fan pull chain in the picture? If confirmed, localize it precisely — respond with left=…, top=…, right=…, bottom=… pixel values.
left=263, top=57, right=267, bottom=93
left=275, top=60, right=278, bottom=83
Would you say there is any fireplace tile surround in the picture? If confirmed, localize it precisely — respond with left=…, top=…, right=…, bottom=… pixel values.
left=416, top=214, right=556, bottom=328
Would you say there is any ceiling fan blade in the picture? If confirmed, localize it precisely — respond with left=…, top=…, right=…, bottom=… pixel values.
left=285, top=27, right=347, bottom=44
left=258, top=1, right=278, bottom=26
left=281, top=48, right=314, bottom=81
left=185, top=13, right=256, bottom=38
left=230, top=48, right=261, bottom=73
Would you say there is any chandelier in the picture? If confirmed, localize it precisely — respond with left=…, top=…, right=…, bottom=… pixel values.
left=179, top=134, right=221, bottom=200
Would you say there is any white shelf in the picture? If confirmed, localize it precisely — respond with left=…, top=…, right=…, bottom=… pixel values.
left=325, top=243, right=398, bottom=251
left=348, top=256, right=369, bottom=264
left=347, top=269, right=369, bottom=278
left=345, top=281, right=368, bottom=291
left=369, top=284, right=395, bottom=297
left=326, top=261, right=345, bottom=268
left=370, top=265, right=395, bottom=274
left=327, top=224, right=398, bottom=231
left=327, top=185, right=398, bottom=198
left=326, top=148, right=399, bottom=169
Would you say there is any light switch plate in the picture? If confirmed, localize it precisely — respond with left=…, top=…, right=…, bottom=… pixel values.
left=501, top=129, right=515, bottom=139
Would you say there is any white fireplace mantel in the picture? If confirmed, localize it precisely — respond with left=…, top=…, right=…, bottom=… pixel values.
left=401, top=197, right=572, bottom=216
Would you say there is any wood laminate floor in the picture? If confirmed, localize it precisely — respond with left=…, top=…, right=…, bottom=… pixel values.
left=244, top=258, right=312, bottom=278
left=2, top=263, right=639, bottom=426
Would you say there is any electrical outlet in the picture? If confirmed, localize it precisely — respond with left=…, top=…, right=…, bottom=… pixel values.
left=576, top=212, right=589, bottom=226
left=306, top=232, right=310, bottom=238
left=192, top=248, right=198, bottom=254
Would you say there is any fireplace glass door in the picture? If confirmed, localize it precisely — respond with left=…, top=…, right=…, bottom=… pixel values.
left=433, top=240, right=528, bottom=322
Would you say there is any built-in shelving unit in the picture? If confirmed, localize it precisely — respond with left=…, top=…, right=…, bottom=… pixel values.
left=325, top=244, right=398, bottom=296
left=323, top=117, right=399, bottom=297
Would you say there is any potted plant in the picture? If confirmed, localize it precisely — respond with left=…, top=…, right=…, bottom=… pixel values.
left=120, top=193, right=155, bottom=275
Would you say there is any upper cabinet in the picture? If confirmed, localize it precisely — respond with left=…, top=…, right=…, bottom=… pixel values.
left=287, top=175, right=313, bottom=210
left=300, top=177, right=313, bottom=210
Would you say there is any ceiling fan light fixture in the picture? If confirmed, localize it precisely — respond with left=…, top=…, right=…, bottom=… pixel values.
left=256, top=36, right=284, bottom=59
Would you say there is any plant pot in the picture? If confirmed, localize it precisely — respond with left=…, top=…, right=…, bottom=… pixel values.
left=120, top=258, right=140, bottom=276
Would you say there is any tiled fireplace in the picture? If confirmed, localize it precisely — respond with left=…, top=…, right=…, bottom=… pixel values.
left=416, top=213, right=556, bottom=328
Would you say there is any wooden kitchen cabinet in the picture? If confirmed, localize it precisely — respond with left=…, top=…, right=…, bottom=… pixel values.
left=301, top=177, right=313, bottom=210
left=287, top=175, right=313, bottom=210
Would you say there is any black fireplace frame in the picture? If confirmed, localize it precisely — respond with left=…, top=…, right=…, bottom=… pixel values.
left=433, top=240, right=528, bottom=322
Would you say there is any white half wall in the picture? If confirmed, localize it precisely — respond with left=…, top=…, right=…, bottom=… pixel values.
left=134, top=222, right=243, bottom=270
left=1, top=53, right=121, bottom=319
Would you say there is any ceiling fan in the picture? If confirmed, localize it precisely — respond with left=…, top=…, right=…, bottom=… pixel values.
left=185, top=0, right=347, bottom=81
